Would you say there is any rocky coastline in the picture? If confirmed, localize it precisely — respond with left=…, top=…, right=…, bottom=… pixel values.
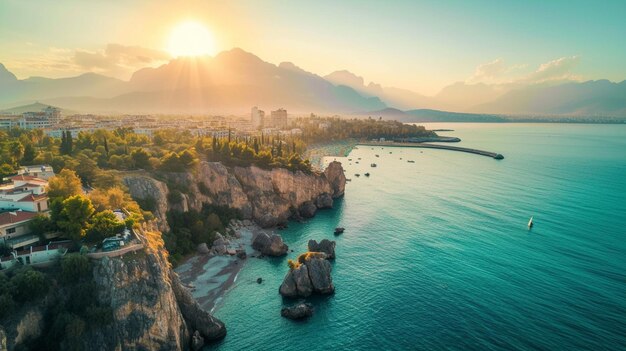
left=123, top=160, right=346, bottom=231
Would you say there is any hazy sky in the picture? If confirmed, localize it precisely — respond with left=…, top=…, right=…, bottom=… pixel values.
left=1, top=0, right=625, bottom=95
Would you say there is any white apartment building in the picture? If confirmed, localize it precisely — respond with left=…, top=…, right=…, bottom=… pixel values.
left=16, top=165, right=55, bottom=180
left=251, top=106, right=265, bottom=129
left=0, top=175, right=50, bottom=213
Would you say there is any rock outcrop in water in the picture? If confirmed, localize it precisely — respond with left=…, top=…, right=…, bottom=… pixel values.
left=308, top=239, right=336, bottom=259
left=123, top=161, right=346, bottom=230
left=252, top=232, right=289, bottom=256
left=279, top=252, right=334, bottom=298
left=281, top=303, right=313, bottom=320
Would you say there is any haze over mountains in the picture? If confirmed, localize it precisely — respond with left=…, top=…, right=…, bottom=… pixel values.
left=1, top=48, right=625, bottom=118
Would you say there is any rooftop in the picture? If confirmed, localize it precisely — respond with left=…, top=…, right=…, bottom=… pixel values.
left=0, top=210, right=39, bottom=226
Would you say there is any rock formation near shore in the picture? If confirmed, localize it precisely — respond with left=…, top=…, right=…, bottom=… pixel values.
left=279, top=253, right=334, bottom=298
left=308, top=239, right=336, bottom=259
left=252, top=232, right=289, bottom=256
left=123, top=161, right=346, bottom=230
left=281, top=303, right=314, bottom=319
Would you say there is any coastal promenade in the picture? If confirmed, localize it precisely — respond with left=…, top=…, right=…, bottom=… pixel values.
left=360, top=141, right=504, bottom=159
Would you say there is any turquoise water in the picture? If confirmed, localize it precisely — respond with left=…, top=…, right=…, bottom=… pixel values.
left=208, top=123, right=626, bottom=351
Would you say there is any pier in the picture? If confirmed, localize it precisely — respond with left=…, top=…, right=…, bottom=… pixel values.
left=360, top=141, right=504, bottom=159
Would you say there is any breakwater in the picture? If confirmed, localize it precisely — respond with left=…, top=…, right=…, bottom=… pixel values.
left=360, top=141, right=504, bottom=159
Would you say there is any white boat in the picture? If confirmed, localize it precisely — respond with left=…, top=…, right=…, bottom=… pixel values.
left=528, top=216, right=534, bottom=228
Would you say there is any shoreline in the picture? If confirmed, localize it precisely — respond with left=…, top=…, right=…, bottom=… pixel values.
left=174, top=221, right=271, bottom=312
left=306, top=138, right=358, bottom=170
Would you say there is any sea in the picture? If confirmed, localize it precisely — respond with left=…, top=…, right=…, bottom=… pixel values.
left=206, top=123, right=626, bottom=351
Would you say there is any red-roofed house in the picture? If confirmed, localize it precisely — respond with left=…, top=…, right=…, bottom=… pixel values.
left=0, top=175, right=49, bottom=213
left=0, top=211, right=40, bottom=249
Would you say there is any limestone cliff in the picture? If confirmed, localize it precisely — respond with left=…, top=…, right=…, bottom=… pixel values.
left=0, top=228, right=225, bottom=351
left=80, top=230, right=225, bottom=350
left=123, top=175, right=171, bottom=232
left=123, top=161, right=346, bottom=229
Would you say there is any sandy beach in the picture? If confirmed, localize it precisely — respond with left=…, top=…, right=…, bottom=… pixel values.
left=174, top=221, right=272, bottom=312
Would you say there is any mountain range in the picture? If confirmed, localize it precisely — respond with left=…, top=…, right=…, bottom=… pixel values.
left=1, top=48, right=625, bottom=118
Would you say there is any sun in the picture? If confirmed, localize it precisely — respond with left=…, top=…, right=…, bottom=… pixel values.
left=167, top=21, right=216, bottom=57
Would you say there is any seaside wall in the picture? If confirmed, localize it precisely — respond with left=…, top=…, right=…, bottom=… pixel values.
left=123, top=161, right=346, bottom=230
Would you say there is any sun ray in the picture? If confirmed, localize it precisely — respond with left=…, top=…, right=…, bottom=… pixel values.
left=167, top=21, right=216, bottom=57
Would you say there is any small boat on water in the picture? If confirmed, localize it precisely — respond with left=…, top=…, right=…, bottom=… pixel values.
left=528, top=216, right=534, bottom=228
left=371, top=163, right=377, bottom=167
left=364, top=172, right=370, bottom=177
left=334, top=227, right=345, bottom=235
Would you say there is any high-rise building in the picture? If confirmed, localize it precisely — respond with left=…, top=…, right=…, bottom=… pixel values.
left=270, top=108, right=288, bottom=129
left=251, top=106, right=265, bottom=129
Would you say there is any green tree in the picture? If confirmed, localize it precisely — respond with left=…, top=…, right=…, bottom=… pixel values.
left=85, top=210, right=125, bottom=243
left=10, top=268, right=49, bottom=302
left=131, top=148, right=151, bottom=170
left=0, top=163, right=15, bottom=180
left=54, top=195, right=95, bottom=241
left=74, top=154, right=101, bottom=186
left=92, top=172, right=120, bottom=189
left=29, top=214, right=55, bottom=238
left=75, top=132, right=97, bottom=151
left=60, top=253, right=91, bottom=283
left=47, top=169, right=83, bottom=200
left=21, top=142, right=37, bottom=164
left=7, top=140, right=24, bottom=165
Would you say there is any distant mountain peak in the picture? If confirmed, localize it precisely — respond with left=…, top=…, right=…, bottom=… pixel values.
left=214, top=47, right=264, bottom=65
left=0, top=63, right=18, bottom=83
left=325, top=70, right=365, bottom=88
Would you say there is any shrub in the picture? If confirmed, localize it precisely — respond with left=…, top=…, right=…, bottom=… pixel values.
left=287, top=259, right=301, bottom=270
left=167, top=190, right=183, bottom=204
left=60, top=254, right=91, bottom=284
left=10, top=268, right=49, bottom=302
left=0, top=293, right=15, bottom=319
left=297, top=251, right=326, bottom=264
left=135, top=196, right=157, bottom=212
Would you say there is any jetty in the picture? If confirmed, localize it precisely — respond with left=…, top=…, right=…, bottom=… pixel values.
left=361, top=141, right=504, bottom=160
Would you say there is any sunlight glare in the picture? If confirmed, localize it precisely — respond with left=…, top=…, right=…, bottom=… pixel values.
left=167, top=21, right=216, bottom=57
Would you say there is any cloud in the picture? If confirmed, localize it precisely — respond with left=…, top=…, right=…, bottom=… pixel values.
left=467, top=56, right=580, bottom=85
left=525, top=56, right=580, bottom=83
left=468, top=58, right=506, bottom=83
left=73, top=44, right=171, bottom=77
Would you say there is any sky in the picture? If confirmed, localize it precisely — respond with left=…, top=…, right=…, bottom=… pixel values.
left=1, top=0, right=625, bottom=95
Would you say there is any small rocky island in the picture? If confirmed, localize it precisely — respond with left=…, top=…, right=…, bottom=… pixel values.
left=279, top=239, right=337, bottom=299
